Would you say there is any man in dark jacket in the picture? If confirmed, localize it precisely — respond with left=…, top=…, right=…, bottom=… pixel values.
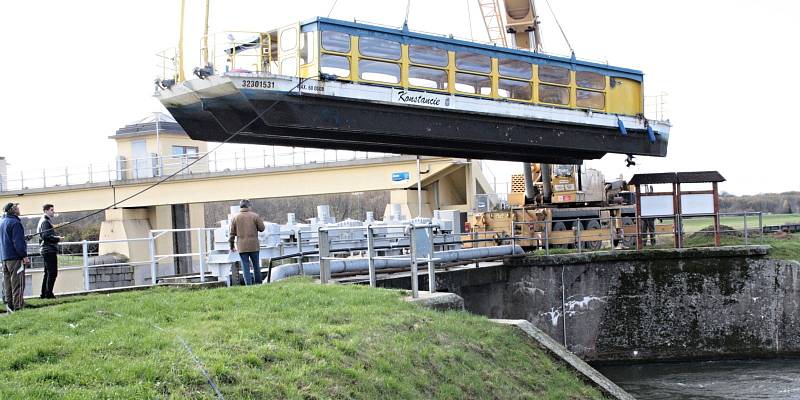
left=1, top=202, right=30, bottom=312
left=37, top=204, right=61, bottom=299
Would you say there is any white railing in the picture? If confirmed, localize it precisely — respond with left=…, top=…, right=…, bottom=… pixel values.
left=644, top=92, right=669, bottom=121
left=16, top=227, right=217, bottom=299
left=0, top=146, right=400, bottom=192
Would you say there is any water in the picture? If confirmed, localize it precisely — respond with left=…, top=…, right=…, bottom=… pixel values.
left=594, top=359, right=800, bottom=399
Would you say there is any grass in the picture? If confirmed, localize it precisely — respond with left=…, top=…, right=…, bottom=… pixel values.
left=680, top=213, right=800, bottom=233
left=0, top=279, right=603, bottom=400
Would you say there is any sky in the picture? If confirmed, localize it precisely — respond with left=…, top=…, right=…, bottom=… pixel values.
left=0, top=0, right=798, bottom=195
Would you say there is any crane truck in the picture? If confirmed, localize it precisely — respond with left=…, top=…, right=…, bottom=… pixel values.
left=469, top=0, right=638, bottom=249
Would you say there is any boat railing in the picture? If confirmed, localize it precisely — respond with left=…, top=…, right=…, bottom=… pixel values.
left=206, top=31, right=273, bottom=76
left=155, top=47, right=180, bottom=83
left=644, top=92, right=669, bottom=121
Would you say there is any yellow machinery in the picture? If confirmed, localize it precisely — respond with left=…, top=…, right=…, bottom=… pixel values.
left=468, top=0, right=639, bottom=250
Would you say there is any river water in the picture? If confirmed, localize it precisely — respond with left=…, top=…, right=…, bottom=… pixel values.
left=594, top=359, right=800, bottom=399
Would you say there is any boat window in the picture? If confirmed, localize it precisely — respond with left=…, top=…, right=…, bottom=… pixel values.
left=498, top=79, right=532, bottom=100
left=409, top=66, right=448, bottom=90
left=408, top=44, right=448, bottom=67
left=320, top=54, right=350, bottom=77
left=576, top=89, right=605, bottom=109
left=539, top=84, right=569, bottom=105
left=299, top=31, right=314, bottom=65
left=321, top=31, right=351, bottom=53
left=455, top=72, right=491, bottom=95
left=576, top=71, right=605, bottom=90
left=280, top=28, right=297, bottom=51
left=359, top=37, right=401, bottom=60
left=281, top=57, right=298, bottom=76
left=499, top=59, right=532, bottom=80
left=358, top=59, right=400, bottom=84
left=538, top=65, right=570, bottom=85
left=455, top=52, right=491, bottom=73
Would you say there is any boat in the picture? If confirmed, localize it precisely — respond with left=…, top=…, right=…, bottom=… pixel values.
left=155, top=17, right=670, bottom=164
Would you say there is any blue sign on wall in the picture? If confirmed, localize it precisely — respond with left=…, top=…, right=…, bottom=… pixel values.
left=392, top=172, right=410, bottom=182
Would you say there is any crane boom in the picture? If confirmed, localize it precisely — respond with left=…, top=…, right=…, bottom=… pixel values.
left=477, top=0, right=508, bottom=47
left=477, top=0, right=542, bottom=52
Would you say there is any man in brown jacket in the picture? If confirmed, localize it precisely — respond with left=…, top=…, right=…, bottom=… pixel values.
left=229, top=199, right=265, bottom=285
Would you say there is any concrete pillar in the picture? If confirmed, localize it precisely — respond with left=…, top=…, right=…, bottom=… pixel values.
left=0, top=156, right=7, bottom=191
left=189, top=203, right=206, bottom=267
left=99, top=208, right=153, bottom=284
left=465, top=162, right=476, bottom=211
left=147, top=205, right=175, bottom=278
left=386, top=189, right=431, bottom=219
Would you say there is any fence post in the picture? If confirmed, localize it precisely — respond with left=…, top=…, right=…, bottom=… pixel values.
left=198, top=230, right=207, bottom=283
left=297, top=230, right=304, bottom=276
left=759, top=212, right=764, bottom=243
left=743, top=212, right=749, bottom=247
left=609, top=216, right=616, bottom=253
left=318, top=228, right=331, bottom=283
left=409, top=224, right=419, bottom=298
left=82, top=240, right=90, bottom=292
left=576, top=219, right=582, bottom=253
left=367, top=225, right=376, bottom=288
left=65, top=167, right=69, bottom=186
left=42, top=169, right=47, bottom=188
left=511, top=221, right=516, bottom=249
left=544, top=221, right=550, bottom=256
left=148, top=231, right=157, bottom=286
left=427, top=226, right=436, bottom=293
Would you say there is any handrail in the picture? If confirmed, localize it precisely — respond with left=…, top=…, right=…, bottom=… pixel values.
left=0, top=147, right=402, bottom=192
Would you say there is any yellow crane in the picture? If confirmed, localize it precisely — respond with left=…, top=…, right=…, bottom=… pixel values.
left=471, top=0, right=637, bottom=250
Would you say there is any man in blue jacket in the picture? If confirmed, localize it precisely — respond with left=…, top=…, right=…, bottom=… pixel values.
left=2, top=202, right=30, bottom=312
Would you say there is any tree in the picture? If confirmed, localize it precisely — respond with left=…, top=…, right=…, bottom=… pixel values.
left=781, top=199, right=793, bottom=214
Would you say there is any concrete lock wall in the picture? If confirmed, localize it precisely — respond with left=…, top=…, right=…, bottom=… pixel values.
left=378, top=246, right=800, bottom=362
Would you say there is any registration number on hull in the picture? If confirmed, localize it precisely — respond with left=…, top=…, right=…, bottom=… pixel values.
left=241, top=80, right=275, bottom=89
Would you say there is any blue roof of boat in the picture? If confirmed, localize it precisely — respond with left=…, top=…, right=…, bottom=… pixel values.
left=299, top=17, right=643, bottom=81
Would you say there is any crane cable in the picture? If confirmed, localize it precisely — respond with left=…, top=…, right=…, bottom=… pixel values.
left=466, top=0, right=475, bottom=41
left=24, top=76, right=322, bottom=240
left=327, top=0, right=338, bottom=17
left=543, top=0, right=574, bottom=57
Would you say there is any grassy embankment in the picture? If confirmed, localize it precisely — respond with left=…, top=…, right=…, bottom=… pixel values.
left=0, top=279, right=604, bottom=400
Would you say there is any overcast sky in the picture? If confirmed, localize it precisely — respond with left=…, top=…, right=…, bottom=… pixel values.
left=1, top=0, right=797, bottom=195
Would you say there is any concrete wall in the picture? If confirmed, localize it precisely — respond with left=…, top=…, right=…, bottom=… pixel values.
left=378, top=246, right=800, bottom=362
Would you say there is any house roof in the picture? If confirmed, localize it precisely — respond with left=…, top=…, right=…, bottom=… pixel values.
left=111, top=112, right=186, bottom=138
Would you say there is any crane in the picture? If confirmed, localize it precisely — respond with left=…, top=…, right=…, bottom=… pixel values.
left=477, top=0, right=542, bottom=52
left=477, top=0, right=547, bottom=202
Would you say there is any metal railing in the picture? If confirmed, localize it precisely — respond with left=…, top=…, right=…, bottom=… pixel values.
left=504, top=212, right=764, bottom=255
left=318, top=223, right=440, bottom=298
left=0, top=146, right=400, bottom=192
left=17, top=227, right=216, bottom=299
left=644, top=92, right=669, bottom=121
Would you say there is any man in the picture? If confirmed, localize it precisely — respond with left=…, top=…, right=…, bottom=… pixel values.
left=37, top=204, right=61, bottom=299
left=1, top=203, right=30, bottom=312
left=642, top=217, right=657, bottom=246
left=229, top=199, right=265, bottom=285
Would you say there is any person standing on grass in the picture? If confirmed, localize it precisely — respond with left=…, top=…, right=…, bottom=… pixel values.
left=229, top=199, right=265, bottom=285
left=1, top=203, right=30, bottom=312
left=37, top=204, right=62, bottom=299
